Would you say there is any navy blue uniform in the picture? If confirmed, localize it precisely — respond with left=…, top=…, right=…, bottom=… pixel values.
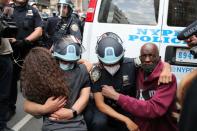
left=9, top=4, right=42, bottom=114
left=13, top=5, right=42, bottom=41
left=52, top=15, right=82, bottom=42
left=46, top=16, right=60, bottom=37
left=88, top=58, right=137, bottom=131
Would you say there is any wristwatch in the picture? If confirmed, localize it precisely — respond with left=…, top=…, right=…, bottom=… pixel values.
left=71, top=108, right=78, bottom=118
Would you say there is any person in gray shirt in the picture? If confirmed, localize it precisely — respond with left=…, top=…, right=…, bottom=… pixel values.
left=22, top=36, right=90, bottom=131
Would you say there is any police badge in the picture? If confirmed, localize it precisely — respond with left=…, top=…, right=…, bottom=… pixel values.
left=71, top=24, right=79, bottom=32
left=26, top=10, right=33, bottom=16
left=90, top=65, right=101, bottom=83
left=123, top=75, right=130, bottom=86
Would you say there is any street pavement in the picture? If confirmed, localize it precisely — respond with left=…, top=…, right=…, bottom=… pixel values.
left=7, top=84, right=43, bottom=131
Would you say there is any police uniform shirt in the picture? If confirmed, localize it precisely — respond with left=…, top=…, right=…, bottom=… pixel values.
left=92, top=58, right=137, bottom=112
left=46, top=16, right=60, bottom=36
left=54, top=15, right=82, bottom=41
left=12, top=4, right=42, bottom=40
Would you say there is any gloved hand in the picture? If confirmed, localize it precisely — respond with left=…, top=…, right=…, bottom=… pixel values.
left=13, top=39, right=32, bottom=48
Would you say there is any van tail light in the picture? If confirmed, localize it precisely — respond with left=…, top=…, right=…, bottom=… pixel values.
left=86, top=0, right=97, bottom=22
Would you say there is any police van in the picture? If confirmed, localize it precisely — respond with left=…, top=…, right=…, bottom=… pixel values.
left=82, top=0, right=197, bottom=83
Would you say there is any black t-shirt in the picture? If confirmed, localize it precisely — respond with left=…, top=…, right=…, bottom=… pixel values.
left=179, top=77, right=197, bottom=131
left=66, top=64, right=91, bottom=108
left=92, top=57, right=137, bottom=113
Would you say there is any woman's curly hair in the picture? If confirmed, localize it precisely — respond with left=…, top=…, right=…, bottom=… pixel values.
left=20, top=47, right=69, bottom=104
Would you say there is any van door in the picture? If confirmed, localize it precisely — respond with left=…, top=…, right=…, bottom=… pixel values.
left=83, top=0, right=165, bottom=63
left=161, top=0, right=197, bottom=83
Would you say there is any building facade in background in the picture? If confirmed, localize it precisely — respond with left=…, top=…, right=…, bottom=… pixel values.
left=50, top=0, right=89, bottom=13
left=29, top=0, right=50, bottom=10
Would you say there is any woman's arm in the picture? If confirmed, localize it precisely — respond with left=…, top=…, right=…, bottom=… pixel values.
left=50, top=87, right=91, bottom=120
left=23, top=96, right=66, bottom=116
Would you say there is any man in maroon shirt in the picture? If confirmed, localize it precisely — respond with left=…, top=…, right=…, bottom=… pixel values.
left=102, top=43, right=178, bottom=131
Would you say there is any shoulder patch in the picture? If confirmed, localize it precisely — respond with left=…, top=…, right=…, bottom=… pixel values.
left=90, top=64, right=101, bottom=83
left=133, top=57, right=141, bottom=67
left=71, top=24, right=79, bottom=32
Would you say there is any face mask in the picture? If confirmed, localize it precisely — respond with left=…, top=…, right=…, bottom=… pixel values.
left=59, top=62, right=75, bottom=71
left=141, top=63, right=156, bottom=75
left=104, top=64, right=120, bottom=76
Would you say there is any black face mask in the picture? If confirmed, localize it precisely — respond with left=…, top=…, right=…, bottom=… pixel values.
left=141, top=62, right=157, bottom=75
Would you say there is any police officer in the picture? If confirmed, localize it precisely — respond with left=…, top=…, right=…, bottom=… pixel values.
left=9, top=0, right=43, bottom=117
left=52, top=0, right=82, bottom=42
left=80, top=13, right=86, bottom=36
left=0, top=0, right=14, bottom=130
left=89, top=32, right=138, bottom=131
left=23, top=35, right=90, bottom=131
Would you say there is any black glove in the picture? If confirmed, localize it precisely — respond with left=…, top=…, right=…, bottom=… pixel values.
left=13, top=39, right=32, bottom=48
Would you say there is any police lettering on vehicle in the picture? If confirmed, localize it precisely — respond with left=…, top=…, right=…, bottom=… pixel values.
left=172, top=66, right=196, bottom=73
left=129, top=28, right=186, bottom=45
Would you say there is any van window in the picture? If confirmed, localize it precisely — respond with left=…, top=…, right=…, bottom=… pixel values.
left=167, top=0, right=197, bottom=27
left=98, top=0, right=160, bottom=25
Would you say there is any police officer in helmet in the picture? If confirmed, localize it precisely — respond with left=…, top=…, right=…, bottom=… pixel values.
left=89, top=32, right=138, bottom=131
left=52, top=36, right=83, bottom=70
left=52, top=0, right=82, bottom=42
left=24, top=35, right=90, bottom=131
left=9, top=0, right=43, bottom=117
left=96, top=33, right=125, bottom=69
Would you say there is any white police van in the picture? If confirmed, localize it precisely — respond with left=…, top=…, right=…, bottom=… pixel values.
left=82, top=0, right=197, bottom=83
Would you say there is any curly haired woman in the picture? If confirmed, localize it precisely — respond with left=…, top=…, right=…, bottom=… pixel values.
left=21, top=47, right=69, bottom=105
left=21, top=36, right=91, bottom=131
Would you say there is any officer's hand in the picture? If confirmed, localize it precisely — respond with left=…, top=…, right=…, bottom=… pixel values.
left=11, top=39, right=32, bottom=48
left=102, top=85, right=120, bottom=100
left=3, top=6, right=14, bottom=16
left=49, top=108, right=73, bottom=121
left=42, top=96, right=66, bottom=114
left=125, top=118, right=139, bottom=131
left=185, top=35, right=197, bottom=48
left=9, top=38, right=17, bottom=43
left=158, top=62, right=172, bottom=85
